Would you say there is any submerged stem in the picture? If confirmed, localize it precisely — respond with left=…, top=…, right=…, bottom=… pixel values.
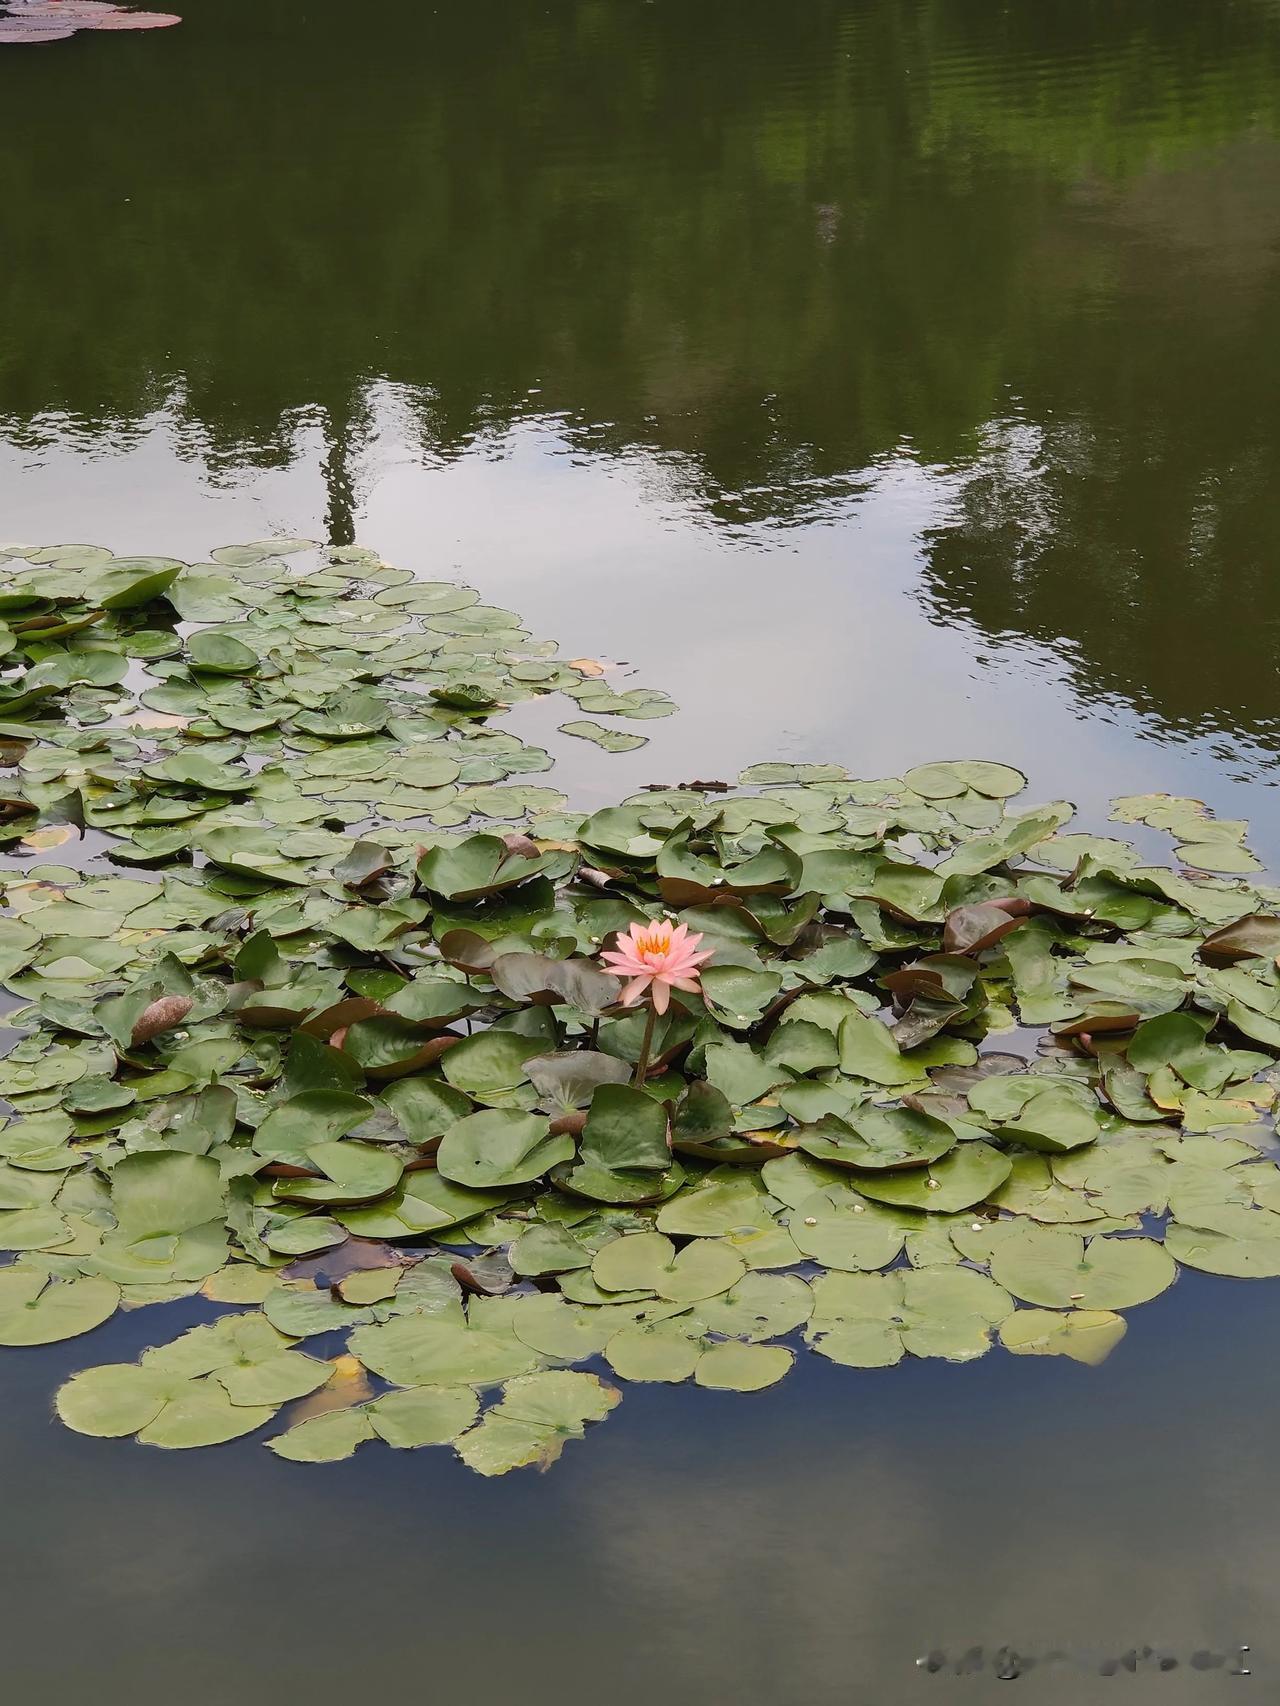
left=632, top=1002, right=658, bottom=1087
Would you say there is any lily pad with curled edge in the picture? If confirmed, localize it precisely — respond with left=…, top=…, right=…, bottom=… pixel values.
left=694, top=1341, right=793, bottom=1390
left=490, top=953, right=621, bottom=1013
left=691, top=1272, right=813, bottom=1342
left=347, top=1312, right=540, bottom=1388
left=989, top=1154, right=1107, bottom=1224
left=1030, top=834, right=1140, bottom=873
left=656, top=1170, right=775, bottom=1237
left=454, top=1371, right=621, bottom=1476
left=337, top=1171, right=513, bottom=1239
left=986, top=1226, right=1176, bottom=1309
left=850, top=1141, right=1011, bottom=1213
left=0, top=1268, right=119, bottom=1345
left=786, top=1189, right=911, bottom=1271
left=436, top=1110, right=573, bottom=1189
left=1164, top=1218, right=1280, bottom=1278
left=550, top=1153, right=686, bottom=1207
left=998, top=1088, right=1103, bottom=1155
left=605, top=1319, right=704, bottom=1383
left=805, top=1267, right=1011, bottom=1367
left=370, top=1385, right=480, bottom=1449
left=86, top=558, right=184, bottom=610
left=267, top=1408, right=378, bottom=1463
left=837, top=1011, right=920, bottom=1086
left=797, top=1106, right=957, bottom=1172
left=1199, top=914, right=1280, bottom=966
left=591, top=1231, right=745, bottom=1303
left=999, top=1308, right=1127, bottom=1365
left=416, top=834, right=573, bottom=902
left=272, top=1142, right=404, bottom=1207
left=187, top=628, right=259, bottom=675
left=508, top=1223, right=593, bottom=1276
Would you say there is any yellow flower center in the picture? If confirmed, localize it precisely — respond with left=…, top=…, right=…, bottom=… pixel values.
left=635, top=924, right=673, bottom=959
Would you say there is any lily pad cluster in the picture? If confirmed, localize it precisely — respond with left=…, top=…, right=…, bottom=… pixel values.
left=0, top=1, right=180, bottom=44
left=3, top=540, right=1280, bottom=1475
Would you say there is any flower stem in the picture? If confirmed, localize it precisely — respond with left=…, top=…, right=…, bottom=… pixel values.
left=633, top=1002, right=658, bottom=1088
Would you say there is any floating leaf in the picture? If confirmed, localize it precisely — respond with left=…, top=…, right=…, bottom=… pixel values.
left=605, top=1319, right=703, bottom=1383
left=436, top=1110, right=573, bottom=1188
left=0, top=1269, right=119, bottom=1345
left=987, top=1227, right=1176, bottom=1309
left=370, top=1385, right=480, bottom=1449
left=999, top=1308, right=1127, bottom=1365
left=592, top=1231, right=745, bottom=1303
left=454, top=1370, right=620, bottom=1474
left=267, top=1408, right=377, bottom=1463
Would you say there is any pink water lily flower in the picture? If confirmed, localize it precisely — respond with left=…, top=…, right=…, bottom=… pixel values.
left=600, top=917, right=714, bottom=1014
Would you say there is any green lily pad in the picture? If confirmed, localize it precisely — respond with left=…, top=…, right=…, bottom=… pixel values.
left=454, top=1370, right=620, bottom=1475
left=786, top=1189, right=911, bottom=1271
left=370, top=1384, right=480, bottom=1449
left=694, top=1341, right=793, bottom=1390
left=605, top=1319, right=703, bottom=1383
left=850, top=1142, right=1012, bottom=1212
left=999, top=1308, right=1127, bottom=1365
left=559, top=720, right=648, bottom=753
left=592, top=1231, right=745, bottom=1303
left=267, top=1408, right=377, bottom=1463
left=692, top=1272, right=813, bottom=1341
left=347, top=1312, right=539, bottom=1387
left=436, top=1109, right=573, bottom=1188
left=797, top=1105, right=957, bottom=1171
left=806, top=1266, right=1011, bottom=1366
left=987, top=1226, right=1176, bottom=1309
left=0, top=1268, right=119, bottom=1345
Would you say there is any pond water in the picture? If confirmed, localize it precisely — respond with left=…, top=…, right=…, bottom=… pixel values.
left=4, top=0, right=1280, bottom=1698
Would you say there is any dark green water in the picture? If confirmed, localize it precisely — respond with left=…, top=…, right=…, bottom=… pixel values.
left=4, top=1, right=1280, bottom=1698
